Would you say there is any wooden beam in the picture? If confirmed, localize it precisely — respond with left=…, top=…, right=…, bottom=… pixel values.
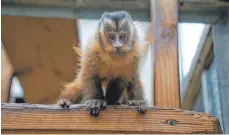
left=1, top=44, right=13, bottom=103
left=212, top=17, right=229, bottom=133
left=1, top=103, right=222, bottom=134
left=152, top=0, right=180, bottom=108
left=1, top=16, right=79, bottom=104
left=181, top=25, right=213, bottom=110
left=1, top=0, right=229, bottom=23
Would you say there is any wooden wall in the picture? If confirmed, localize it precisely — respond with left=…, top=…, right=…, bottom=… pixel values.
left=1, top=16, right=79, bottom=104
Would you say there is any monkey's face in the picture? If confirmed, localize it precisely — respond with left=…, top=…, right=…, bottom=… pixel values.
left=99, top=11, right=135, bottom=56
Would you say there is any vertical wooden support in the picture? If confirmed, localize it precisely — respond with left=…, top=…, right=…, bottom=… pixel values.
left=1, top=44, right=13, bottom=103
left=212, top=15, right=229, bottom=133
left=151, top=0, right=180, bottom=108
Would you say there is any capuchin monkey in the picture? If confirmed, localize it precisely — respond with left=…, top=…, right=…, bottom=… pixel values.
left=58, top=11, right=149, bottom=117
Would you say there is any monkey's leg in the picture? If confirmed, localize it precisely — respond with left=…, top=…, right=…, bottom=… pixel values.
left=127, top=79, right=147, bottom=113
left=83, top=76, right=107, bottom=117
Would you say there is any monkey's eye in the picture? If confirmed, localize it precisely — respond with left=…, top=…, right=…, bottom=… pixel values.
left=120, top=34, right=126, bottom=40
left=108, top=34, right=115, bottom=41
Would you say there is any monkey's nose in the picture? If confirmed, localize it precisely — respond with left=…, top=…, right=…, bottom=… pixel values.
left=115, top=46, right=122, bottom=52
left=114, top=46, right=122, bottom=49
left=115, top=45, right=122, bottom=49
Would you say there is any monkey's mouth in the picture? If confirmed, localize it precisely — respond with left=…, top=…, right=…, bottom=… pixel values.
left=111, top=49, right=125, bottom=56
left=116, top=48, right=122, bottom=53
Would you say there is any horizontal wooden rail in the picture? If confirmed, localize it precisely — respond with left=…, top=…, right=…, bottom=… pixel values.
left=1, top=103, right=222, bottom=134
left=2, top=0, right=229, bottom=23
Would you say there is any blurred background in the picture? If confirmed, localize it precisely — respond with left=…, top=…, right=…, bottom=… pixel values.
left=1, top=0, right=229, bottom=133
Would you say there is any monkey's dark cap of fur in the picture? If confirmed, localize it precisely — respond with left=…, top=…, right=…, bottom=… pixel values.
left=101, top=11, right=132, bottom=21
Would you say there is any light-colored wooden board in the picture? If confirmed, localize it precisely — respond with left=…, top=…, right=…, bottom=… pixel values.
left=151, top=0, right=180, bottom=108
left=181, top=25, right=213, bottom=110
left=1, top=16, right=79, bottom=104
left=1, top=103, right=222, bottom=134
left=1, top=44, right=13, bottom=103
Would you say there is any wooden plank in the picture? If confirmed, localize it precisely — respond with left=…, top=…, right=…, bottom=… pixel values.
left=181, top=25, right=213, bottom=110
left=1, top=44, right=13, bottom=103
left=212, top=17, right=229, bottom=133
left=1, top=0, right=229, bottom=23
left=1, top=16, right=79, bottom=104
left=1, top=103, right=222, bottom=134
left=151, top=0, right=180, bottom=108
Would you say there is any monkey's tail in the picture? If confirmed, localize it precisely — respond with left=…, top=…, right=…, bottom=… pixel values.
left=58, top=80, right=83, bottom=103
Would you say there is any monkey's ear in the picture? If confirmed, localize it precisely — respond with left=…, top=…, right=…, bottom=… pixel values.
left=120, top=10, right=132, bottom=20
left=101, top=12, right=110, bottom=20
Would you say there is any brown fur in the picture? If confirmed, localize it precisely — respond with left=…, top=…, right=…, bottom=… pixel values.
left=58, top=32, right=147, bottom=104
left=58, top=11, right=150, bottom=116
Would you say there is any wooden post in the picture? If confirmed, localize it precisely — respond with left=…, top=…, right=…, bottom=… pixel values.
left=151, top=0, right=180, bottom=108
left=212, top=15, right=229, bottom=133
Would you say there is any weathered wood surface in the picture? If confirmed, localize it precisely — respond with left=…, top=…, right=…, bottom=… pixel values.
left=1, top=16, right=79, bottom=104
left=2, top=0, right=229, bottom=23
left=1, top=103, right=222, bottom=134
left=182, top=25, right=213, bottom=110
left=151, top=0, right=180, bottom=108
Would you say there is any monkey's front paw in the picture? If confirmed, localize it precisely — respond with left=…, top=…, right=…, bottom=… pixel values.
left=86, top=99, right=107, bottom=117
left=128, top=100, right=147, bottom=114
left=137, top=105, right=147, bottom=114
left=58, top=99, right=71, bottom=109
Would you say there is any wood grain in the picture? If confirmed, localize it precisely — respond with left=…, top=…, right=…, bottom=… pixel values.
left=1, top=16, right=79, bottom=104
left=151, top=0, right=180, bottom=108
left=1, top=103, right=222, bottom=134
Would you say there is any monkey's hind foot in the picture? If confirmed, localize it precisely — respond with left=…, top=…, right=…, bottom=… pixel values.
left=86, top=99, right=107, bottom=117
left=128, top=100, right=147, bottom=114
left=58, top=99, right=72, bottom=109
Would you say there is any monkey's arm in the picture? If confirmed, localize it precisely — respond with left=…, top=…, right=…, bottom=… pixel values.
left=78, top=51, right=107, bottom=117
left=127, top=78, right=147, bottom=113
left=80, top=73, right=107, bottom=117
left=58, top=50, right=106, bottom=117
